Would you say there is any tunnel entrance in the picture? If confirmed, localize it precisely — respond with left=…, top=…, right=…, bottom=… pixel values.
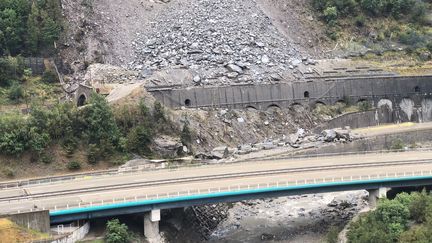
left=77, top=95, right=87, bottom=107
left=184, top=99, right=191, bottom=107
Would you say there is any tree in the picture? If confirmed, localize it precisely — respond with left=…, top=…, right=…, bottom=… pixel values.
left=180, top=121, right=192, bottom=147
left=409, top=190, right=431, bottom=223
left=26, top=2, right=40, bottom=55
left=0, top=8, right=23, bottom=55
left=105, top=219, right=130, bottom=243
left=126, top=125, right=153, bottom=156
left=82, top=93, right=120, bottom=146
left=40, top=13, right=60, bottom=50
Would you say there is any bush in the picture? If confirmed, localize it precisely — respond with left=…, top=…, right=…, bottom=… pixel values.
left=0, top=57, right=24, bottom=87
left=390, top=138, right=405, bottom=150
left=355, top=15, right=366, bottom=27
left=3, top=167, right=15, bottom=178
left=105, top=219, right=130, bottom=243
left=67, top=161, right=81, bottom=170
left=324, top=6, right=338, bottom=23
left=41, top=69, right=59, bottom=83
left=326, top=226, right=340, bottom=243
left=358, top=100, right=371, bottom=111
left=40, top=153, right=53, bottom=164
left=180, top=122, right=192, bottom=147
left=126, top=125, right=152, bottom=156
left=360, top=0, right=385, bottom=16
left=8, top=82, right=24, bottom=101
left=87, top=143, right=101, bottom=164
left=399, top=28, right=426, bottom=47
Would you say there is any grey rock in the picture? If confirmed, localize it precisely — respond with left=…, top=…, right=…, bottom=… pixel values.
left=226, top=64, right=243, bottom=73
left=261, top=55, right=270, bottom=64
left=193, top=75, right=201, bottom=83
left=322, top=129, right=337, bottom=142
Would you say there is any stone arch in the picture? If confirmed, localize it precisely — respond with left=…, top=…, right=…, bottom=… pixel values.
left=377, top=99, right=393, bottom=124
left=304, top=91, right=310, bottom=98
left=415, top=86, right=421, bottom=93
left=245, top=105, right=258, bottom=110
left=377, top=99, right=393, bottom=111
left=399, top=98, right=415, bottom=121
left=77, top=94, right=87, bottom=107
left=290, top=102, right=303, bottom=107
left=314, top=101, right=327, bottom=107
left=267, top=104, right=281, bottom=110
left=335, top=99, right=346, bottom=105
left=421, top=98, right=432, bottom=122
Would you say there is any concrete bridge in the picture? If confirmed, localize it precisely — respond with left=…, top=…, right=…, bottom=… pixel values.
left=2, top=150, right=432, bottom=241
left=148, top=75, right=432, bottom=121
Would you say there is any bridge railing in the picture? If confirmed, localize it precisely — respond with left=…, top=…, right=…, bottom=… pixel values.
left=7, top=169, right=432, bottom=216
left=1, top=148, right=431, bottom=190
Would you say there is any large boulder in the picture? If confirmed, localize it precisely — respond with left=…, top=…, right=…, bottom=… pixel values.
left=153, top=136, right=183, bottom=158
left=322, top=129, right=337, bottom=142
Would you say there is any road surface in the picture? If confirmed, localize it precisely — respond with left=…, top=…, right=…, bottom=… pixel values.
left=1, top=150, right=432, bottom=215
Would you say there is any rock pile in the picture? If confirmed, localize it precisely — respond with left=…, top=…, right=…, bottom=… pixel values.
left=129, top=0, right=308, bottom=86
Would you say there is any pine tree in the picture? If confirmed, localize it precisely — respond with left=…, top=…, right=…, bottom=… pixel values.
left=26, top=2, right=40, bottom=55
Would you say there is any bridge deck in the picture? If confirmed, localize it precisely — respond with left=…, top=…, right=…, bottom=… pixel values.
left=1, top=151, right=432, bottom=218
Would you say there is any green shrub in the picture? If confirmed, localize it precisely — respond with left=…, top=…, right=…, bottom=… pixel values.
left=326, top=226, right=340, bottom=243
left=126, top=125, right=152, bottom=156
left=355, top=15, right=366, bottom=27
left=390, top=138, right=405, bottom=150
left=87, top=143, right=101, bottom=164
left=399, top=28, right=426, bottom=47
left=324, top=6, right=338, bottom=23
left=67, top=160, right=81, bottom=170
left=105, top=219, right=130, bottom=243
left=0, top=57, right=25, bottom=87
left=8, top=82, right=24, bottom=101
left=41, top=69, right=59, bottom=83
left=358, top=100, right=371, bottom=111
left=40, top=153, right=53, bottom=164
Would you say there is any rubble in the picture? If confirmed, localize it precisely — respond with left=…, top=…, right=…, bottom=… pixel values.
left=129, top=0, right=304, bottom=86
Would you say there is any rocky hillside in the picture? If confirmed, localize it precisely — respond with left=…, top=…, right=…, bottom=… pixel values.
left=59, top=0, right=329, bottom=87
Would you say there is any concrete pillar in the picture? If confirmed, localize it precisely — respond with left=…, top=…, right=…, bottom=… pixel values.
left=368, top=187, right=389, bottom=208
left=144, top=210, right=161, bottom=243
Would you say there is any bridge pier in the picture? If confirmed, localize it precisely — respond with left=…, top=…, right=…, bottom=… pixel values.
left=144, top=210, right=161, bottom=243
left=368, top=187, right=389, bottom=208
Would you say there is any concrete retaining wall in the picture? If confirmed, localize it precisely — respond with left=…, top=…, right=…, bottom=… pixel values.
left=148, top=75, right=432, bottom=110
left=315, top=108, right=393, bottom=131
left=8, top=210, right=50, bottom=233
left=301, top=128, right=432, bottom=155
left=50, top=222, right=90, bottom=243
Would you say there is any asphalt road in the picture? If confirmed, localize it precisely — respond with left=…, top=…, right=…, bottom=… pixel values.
left=1, top=150, right=432, bottom=215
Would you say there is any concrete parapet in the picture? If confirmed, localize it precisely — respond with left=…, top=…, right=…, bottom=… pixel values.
left=7, top=210, right=50, bottom=233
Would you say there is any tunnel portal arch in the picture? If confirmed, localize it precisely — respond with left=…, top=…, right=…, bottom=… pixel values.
left=77, top=94, right=87, bottom=107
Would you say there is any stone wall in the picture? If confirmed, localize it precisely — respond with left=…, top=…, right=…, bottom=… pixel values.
left=148, top=75, right=432, bottom=110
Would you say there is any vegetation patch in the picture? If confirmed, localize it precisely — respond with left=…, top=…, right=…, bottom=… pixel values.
left=312, top=0, right=432, bottom=58
left=347, top=190, right=432, bottom=243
